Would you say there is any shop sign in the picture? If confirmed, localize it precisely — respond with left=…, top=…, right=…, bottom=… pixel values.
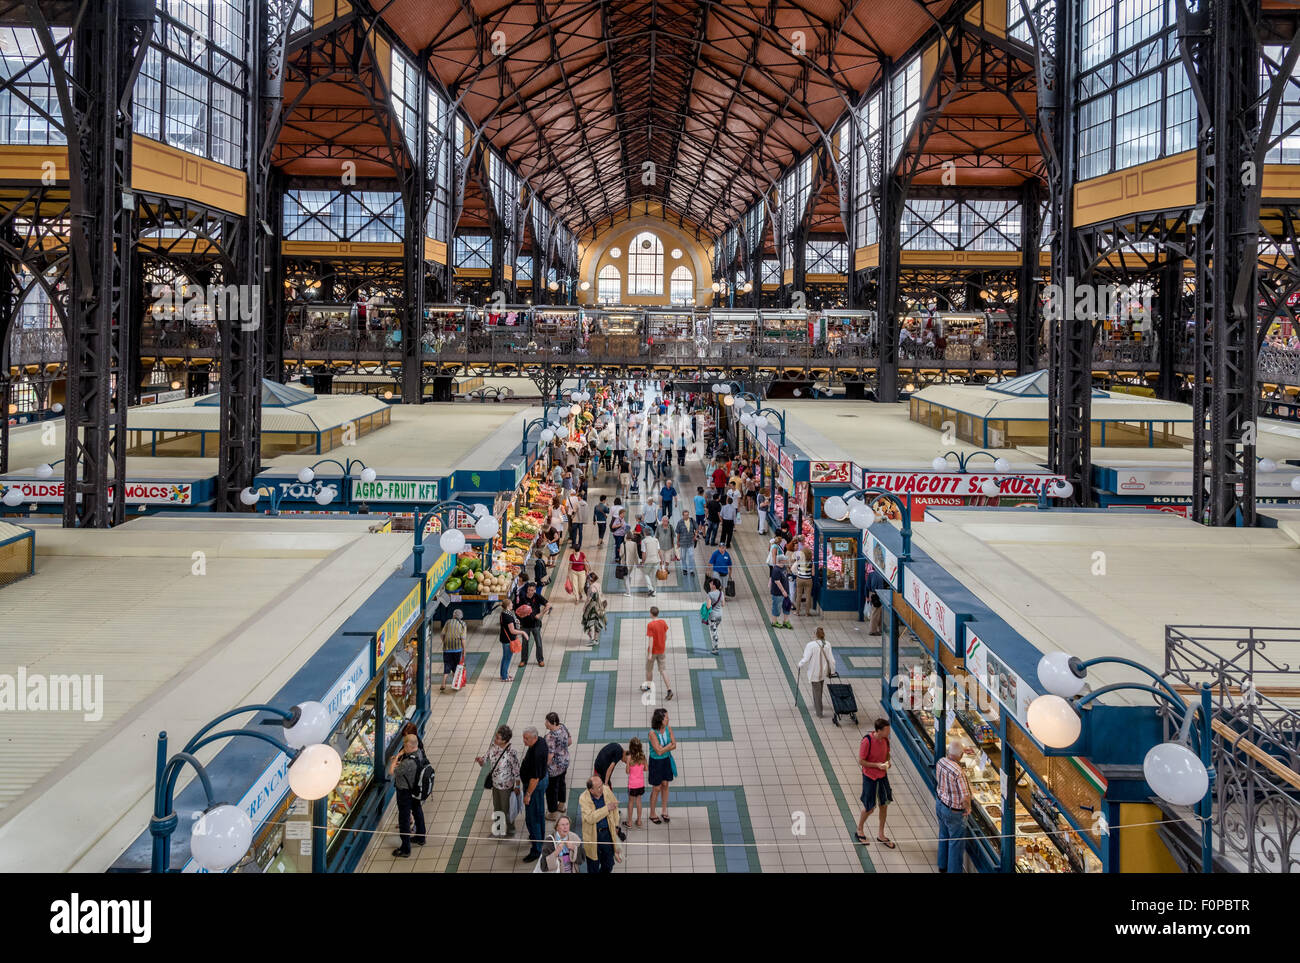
left=0, top=480, right=194, bottom=505
left=779, top=451, right=794, bottom=477
left=810, top=461, right=851, bottom=484
left=766, top=438, right=779, bottom=460
left=850, top=463, right=864, bottom=490
left=965, top=628, right=1034, bottom=728
left=903, top=568, right=959, bottom=653
left=866, top=530, right=899, bottom=588
left=351, top=478, right=440, bottom=503
left=860, top=471, right=1063, bottom=497
left=376, top=582, right=422, bottom=670
left=778, top=469, right=795, bottom=494
left=1105, top=469, right=1300, bottom=497
left=794, top=481, right=809, bottom=511
left=426, top=546, right=458, bottom=597
left=184, top=644, right=370, bottom=872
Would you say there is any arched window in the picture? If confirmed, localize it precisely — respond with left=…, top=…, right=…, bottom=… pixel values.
left=669, top=265, right=693, bottom=305
left=597, top=264, right=621, bottom=304
left=627, top=231, right=663, bottom=296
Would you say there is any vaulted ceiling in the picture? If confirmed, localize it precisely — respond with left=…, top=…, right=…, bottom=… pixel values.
left=377, top=0, right=959, bottom=237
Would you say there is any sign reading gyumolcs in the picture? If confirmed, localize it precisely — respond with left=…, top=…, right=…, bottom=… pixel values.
left=1040, top=277, right=1151, bottom=322
left=151, top=283, right=261, bottom=330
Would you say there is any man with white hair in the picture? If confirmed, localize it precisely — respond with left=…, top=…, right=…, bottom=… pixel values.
left=519, top=727, right=550, bottom=863
left=935, top=739, right=972, bottom=873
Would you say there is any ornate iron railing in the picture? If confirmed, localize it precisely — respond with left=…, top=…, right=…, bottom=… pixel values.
left=1164, top=625, right=1300, bottom=873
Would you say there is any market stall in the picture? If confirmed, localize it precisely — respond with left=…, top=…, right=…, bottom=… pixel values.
left=588, top=306, right=642, bottom=357
left=708, top=308, right=757, bottom=355
left=757, top=309, right=808, bottom=356
left=646, top=307, right=697, bottom=360
left=820, top=308, right=876, bottom=357
left=533, top=305, right=585, bottom=354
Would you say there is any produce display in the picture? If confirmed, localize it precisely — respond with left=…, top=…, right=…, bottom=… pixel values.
left=444, top=544, right=514, bottom=599
left=326, top=713, right=375, bottom=846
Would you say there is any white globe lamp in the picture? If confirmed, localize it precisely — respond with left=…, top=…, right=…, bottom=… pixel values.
left=993, top=457, right=1011, bottom=473
left=358, top=467, right=377, bottom=484
left=1036, top=652, right=1088, bottom=699
left=190, top=804, right=254, bottom=872
left=2, top=487, right=24, bottom=507
left=287, top=743, right=342, bottom=800
left=439, top=529, right=467, bottom=555
left=314, top=487, right=335, bottom=506
left=1026, top=695, right=1082, bottom=749
left=823, top=495, right=848, bottom=521
left=931, top=456, right=949, bottom=472
left=238, top=487, right=260, bottom=506
left=297, top=466, right=315, bottom=483
left=848, top=504, right=873, bottom=529
left=1143, top=742, right=1209, bottom=807
left=35, top=463, right=54, bottom=479
left=980, top=479, right=1001, bottom=498
left=474, top=516, right=500, bottom=539
left=284, top=701, right=333, bottom=749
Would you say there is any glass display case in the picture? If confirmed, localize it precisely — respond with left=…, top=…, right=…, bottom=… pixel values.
left=383, top=631, right=420, bottom=743
left=325, top=693, right=377, bottom=850
left=824, top=535, right=858, bottom=592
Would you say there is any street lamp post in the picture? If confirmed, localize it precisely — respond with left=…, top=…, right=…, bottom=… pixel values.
left=1029, top=653, right=1215, bottom=873
left=736, top=396, right=788, bottom=446
left=295, top=458, right=378, bottom=513
left=150, top=702, right=341, bottom=873
left=821, top=486, right=914, bottom=560
left=520, top=401, right=568, bottom=454
left=239, top=482, right=337, bottom=516
left=411, top=498, right=501, bottom=577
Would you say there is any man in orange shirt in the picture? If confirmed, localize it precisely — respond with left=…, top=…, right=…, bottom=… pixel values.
left=640, top=606, right=673, bottom=701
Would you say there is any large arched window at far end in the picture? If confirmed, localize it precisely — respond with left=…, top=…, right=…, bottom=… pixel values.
left=669, top=265, right=693, bottom=305
left=597, top=264, right=621, bottom=304
left=627, top=231, right=664, bottom=296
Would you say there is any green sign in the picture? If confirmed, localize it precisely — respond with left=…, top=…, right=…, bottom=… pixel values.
left=351, top=479, right=440, bottom=503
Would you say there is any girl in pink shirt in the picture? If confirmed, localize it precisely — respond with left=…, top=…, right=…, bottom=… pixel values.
left=625, top=737, right=648, bottom=828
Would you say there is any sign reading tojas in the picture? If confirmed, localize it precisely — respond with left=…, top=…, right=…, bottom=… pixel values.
left=859, top=471, right=1064, bottom=496
left=1, top=480, right=193, bottom=505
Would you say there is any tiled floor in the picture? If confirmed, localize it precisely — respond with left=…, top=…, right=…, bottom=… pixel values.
left=359, top=393, right=941, bottom=873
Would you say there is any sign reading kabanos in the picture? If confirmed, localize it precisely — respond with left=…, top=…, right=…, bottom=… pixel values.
left=859, top=472, right=1064, bottom=496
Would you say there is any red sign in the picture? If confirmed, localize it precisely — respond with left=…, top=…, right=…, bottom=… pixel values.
left=779, top=451, right=794, bottom=477
left=1, top=480, right=194, bottom=505
left=766, top=438, right=779, bottom=460
left=860, top=471, right=1063, bottom=497
left=810, top=460, right=851, bottom=484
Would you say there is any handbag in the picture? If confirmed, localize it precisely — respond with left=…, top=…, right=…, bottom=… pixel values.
left=615, top=563, right=629, bottom=580
left=483, top=744, right=507, bottom=790
left=699, top=602, right=711, bottom=624
left=725, top=577, right=736, bottom=598
left=509, top=635, right=522, bottom=653
left=656, top=564, right=669, bottom=581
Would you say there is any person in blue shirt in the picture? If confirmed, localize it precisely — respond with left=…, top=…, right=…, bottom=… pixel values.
left=708, top=546, right=733, bottom=591
left=693, top=487, right=707, bottom=528
left=660, top=481, right=677, bottom=518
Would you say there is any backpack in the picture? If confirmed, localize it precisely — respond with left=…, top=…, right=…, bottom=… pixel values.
left=415, top=754, right=436, bottom=801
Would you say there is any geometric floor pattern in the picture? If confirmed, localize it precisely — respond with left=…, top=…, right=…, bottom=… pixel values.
left=359, top=427, right=942, bottom=873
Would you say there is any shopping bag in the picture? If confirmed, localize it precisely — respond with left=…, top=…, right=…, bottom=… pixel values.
left=725, top=577, right=736, bottom=598
left=564, top=574, right=575, bottom=595
left=508, top=788, right=523, bottom=824
left=451, top=659, right=467, bottom=691
left=699, top=603, right=711, bottom=624
left=656, top=564, right=670, bottom=582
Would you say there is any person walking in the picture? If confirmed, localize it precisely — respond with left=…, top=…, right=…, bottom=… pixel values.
left=579, top=775, right=623, bottom=873
left=659, top=478, right=678, bottom=522
left=793, top=547, right=814, bottom=616
left=703, top=577, right=724, bottom=654
left=935, top=739, right=972, bottom=873
left=641, top=606, right=673, bottom=701
left=646, top=707, right=677, bottom=824
left=581, top=579, right=608, bottom=647
left=538, top=815, right=583, bottom=873
left=796, top=626, right=837, bottom=719
left=618, top=460, right=632, bottom=501
left=768, top=559, right=793, bottom=629
left=704, top=491, right=722, bottom=545
left=593, top=494, right=610, bottom=547
left=719, top=494, right=738, bottom=548
left=610, top=505, right=627, bottom=563
left=511, top=581, right=550, bottom=667
left=440, top=608, right=467, bottom=693
left=387, top=731, right=428, bottom=857
left=475, top=725, right=520, bottom=837
left=638, top=530, right=660, bottom=598
left=756, top=490, right=769, bottom=534
left=519, top=727, right=550, bottom=863
left=498, top=597, right=524, bottom=682
left=569, top=547, right=588, bottom=600
left=855, top=718, right=895, bottom=849
left=544, top=712, right=572, bottom=821
left=693, top=486, right=707, bottom=529
left=675, top=510, right=697, bottom=580
left=708, top=545, right=733, bottom=597
left=566, top=491, right=586, bottom=550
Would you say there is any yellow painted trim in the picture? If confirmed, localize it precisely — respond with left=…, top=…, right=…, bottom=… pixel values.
left=130, top=136, right=247, bottom=215
left=805, top=273, right=847, bottom=282
left=1263, top=164, right=1300, bottom=199
left=424, top=237, right=448, bottom=264
left=1073, top=151, right=1196, bottom=228
left=1117, top=803, right=1183, bottom=873
left=0, top=144, right=69, bottom=182
left=503, top=264, right=513, bottom=281
left=315, top=0, right=351, bottom=29
left=281, top=240, right=404, bottom=258
left=855, top=244, right=879, bottom=271
left=900, top=250, right=1022, bottom=267
left=975, top=0, right=1007, bottom=35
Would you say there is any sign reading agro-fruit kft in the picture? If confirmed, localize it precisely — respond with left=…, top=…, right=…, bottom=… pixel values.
left=351, top=479, right=440, bottom=503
